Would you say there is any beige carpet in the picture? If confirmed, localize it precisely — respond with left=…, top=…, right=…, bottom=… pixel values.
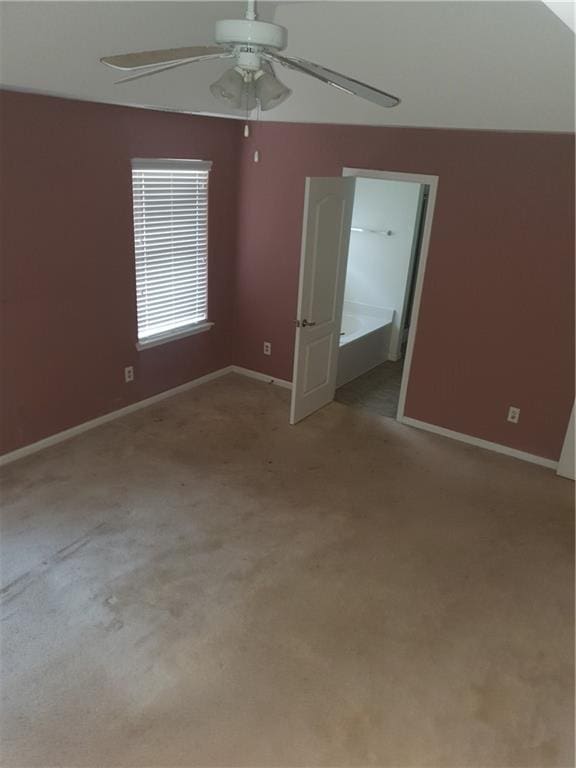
left=1, top=374, right=573, bottom=767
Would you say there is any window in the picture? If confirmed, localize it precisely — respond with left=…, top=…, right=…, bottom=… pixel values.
left=131, top=159, right=212, bottom=347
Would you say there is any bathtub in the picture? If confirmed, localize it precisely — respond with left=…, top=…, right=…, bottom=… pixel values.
left=336, top=304, right=395, bottom=388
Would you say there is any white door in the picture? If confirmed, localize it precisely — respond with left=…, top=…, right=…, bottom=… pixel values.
left=290, top=177, right=355, bottom=424
left=557, top=403, right=574, bottom=480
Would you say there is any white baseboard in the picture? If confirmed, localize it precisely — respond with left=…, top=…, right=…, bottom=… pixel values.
left=4, top=370, right=554, bottom=472
left=0, top=366, right=233, bottom=467
left=230, top=366, right=292, bottom=390
left=0, top=365, right=292, bottom=468
left=401, top=416, right=558, bottom=470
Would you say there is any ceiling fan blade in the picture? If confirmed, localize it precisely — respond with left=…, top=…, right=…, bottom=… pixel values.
left=101, top=46, right=228, bottom=71
left=115, top=53, right=235, bottom=84
left=263, top=53, right=400, bottom=108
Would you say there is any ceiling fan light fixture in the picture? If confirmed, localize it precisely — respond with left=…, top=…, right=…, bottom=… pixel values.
left=209, top=66, right=257, bottom=111
left=255, top=69, right=291, bottom=111
left=102, top=2, right=401, bottom=112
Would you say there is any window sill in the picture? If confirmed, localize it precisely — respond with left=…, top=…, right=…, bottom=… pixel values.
left=136, top=322, right=214, bottom=351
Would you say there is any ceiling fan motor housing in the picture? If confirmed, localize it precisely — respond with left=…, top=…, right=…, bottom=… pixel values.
left=215, top=19, right=287, bottom=52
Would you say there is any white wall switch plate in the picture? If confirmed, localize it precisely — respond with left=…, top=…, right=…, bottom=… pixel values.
left=507, top=406, right=520, bottom=424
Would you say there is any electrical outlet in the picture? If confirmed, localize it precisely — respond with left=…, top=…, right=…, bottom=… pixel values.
left=507, top=406, right=520, bottom=424
left=124, top=366, right=134, bottom=383
left=263, top=342, right=272, bottom=356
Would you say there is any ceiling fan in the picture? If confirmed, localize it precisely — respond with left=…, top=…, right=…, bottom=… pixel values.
left=100, top=1, right=401, bottom=113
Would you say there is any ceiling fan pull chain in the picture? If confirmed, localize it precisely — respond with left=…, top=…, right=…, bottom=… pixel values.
left=245, top=0, right=256, bottom=21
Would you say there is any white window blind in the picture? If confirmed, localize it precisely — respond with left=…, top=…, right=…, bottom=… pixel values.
left=131, top=159, right=212, bottom=343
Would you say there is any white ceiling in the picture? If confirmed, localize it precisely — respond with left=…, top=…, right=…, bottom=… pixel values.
left=542, top=1, right=575, bottom=31
left=0, top=1, right=573, bottom=132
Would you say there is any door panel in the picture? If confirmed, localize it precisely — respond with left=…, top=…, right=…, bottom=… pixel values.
left=304, top=336, right=333, bottom=393
left=290, top=177, right=355, bottom=425
left=305, top=195, right=343, bottom=323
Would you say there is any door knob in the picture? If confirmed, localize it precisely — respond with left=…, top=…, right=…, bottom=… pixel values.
left=296, top=319, right=316, bottom=327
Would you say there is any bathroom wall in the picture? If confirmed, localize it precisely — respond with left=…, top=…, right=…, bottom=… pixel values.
left=344, top=178, right=423, bottom=359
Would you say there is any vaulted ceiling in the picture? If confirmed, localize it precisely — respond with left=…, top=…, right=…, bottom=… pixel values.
left=0, top=1, right=573, bottom=132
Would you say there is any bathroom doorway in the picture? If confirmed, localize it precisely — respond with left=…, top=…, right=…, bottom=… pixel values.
left=289, top=169, right=437, bottom=427
left=335, top=169, right=438, bottom=421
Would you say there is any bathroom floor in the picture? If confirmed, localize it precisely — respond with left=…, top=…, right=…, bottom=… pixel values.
left=335, top=360, right=404, bottom=419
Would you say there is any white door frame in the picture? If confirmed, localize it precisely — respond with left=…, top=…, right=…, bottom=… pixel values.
left=342, top=167, right=439, bottom=421
left=557, top=403, right=575, bottom=480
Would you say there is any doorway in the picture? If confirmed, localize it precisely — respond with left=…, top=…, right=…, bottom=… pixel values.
left=289, top=170, right=438, bottom=426
left=335, top=172, right=430, bottom=420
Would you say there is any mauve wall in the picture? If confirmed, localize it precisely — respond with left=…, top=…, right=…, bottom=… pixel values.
left=0, top=91, right=242, bottom=454
left=1, top=93, right=574, bottom=462
left=235, top=122, right=575, bottom=461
